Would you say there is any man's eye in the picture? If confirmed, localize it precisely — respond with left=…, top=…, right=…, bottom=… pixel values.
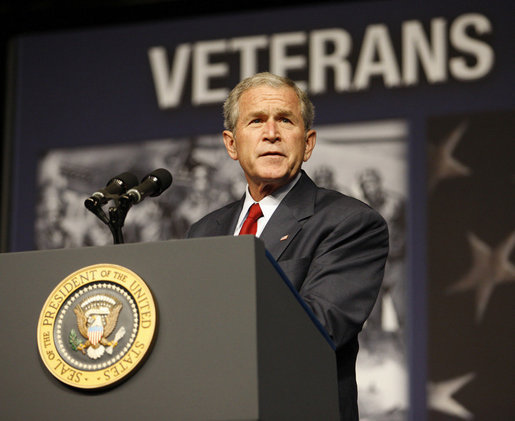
left=281, top=118, right=292, bottom=123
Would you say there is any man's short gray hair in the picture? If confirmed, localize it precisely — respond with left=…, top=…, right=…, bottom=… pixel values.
left=223, top=72, right=315, bottom=133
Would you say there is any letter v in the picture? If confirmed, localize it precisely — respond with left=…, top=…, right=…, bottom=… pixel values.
left=148, top=44, right=191, bottom=108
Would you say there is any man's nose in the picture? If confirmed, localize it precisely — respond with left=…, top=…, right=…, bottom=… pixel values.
left=264, top=120, right=280, bottom=142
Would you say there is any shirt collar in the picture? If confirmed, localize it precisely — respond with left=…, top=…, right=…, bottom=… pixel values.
left=241, top=172, right=302, bottom=219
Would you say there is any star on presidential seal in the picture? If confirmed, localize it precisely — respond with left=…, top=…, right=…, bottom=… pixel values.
left=37, top=263, right=157, bottom=389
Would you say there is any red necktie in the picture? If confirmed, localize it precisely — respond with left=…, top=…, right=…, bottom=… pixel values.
left=239, top=203, right=263, bottom=235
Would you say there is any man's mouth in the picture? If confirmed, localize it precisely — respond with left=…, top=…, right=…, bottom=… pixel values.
left=260, top=151, right=284, bottom=157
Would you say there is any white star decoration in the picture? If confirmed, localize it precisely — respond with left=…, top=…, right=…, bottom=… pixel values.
left=427, top=373, right=475, bottom=419
left=428, top=120, right=472, bottom=191
left=447, top=230, right=515, bottom=322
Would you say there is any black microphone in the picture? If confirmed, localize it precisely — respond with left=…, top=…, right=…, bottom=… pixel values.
left=85, top=172, right=139, bottom=208
left=123, top=168, right=173, bottom=204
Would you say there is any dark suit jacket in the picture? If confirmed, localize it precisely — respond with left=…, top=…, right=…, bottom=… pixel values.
left=187, top=171, right=389, bottom=420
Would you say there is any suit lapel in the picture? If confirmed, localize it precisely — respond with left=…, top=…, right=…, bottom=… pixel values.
left=260, top=172, right=316, bottom=260
left=214, top=199, right=243, bottom=236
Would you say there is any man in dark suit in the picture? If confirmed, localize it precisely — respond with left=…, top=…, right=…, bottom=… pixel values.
left=187, top=72, right=389, bottom=420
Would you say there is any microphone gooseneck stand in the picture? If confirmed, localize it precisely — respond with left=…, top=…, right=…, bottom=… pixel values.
left=85, top=193, right=134, bottom=244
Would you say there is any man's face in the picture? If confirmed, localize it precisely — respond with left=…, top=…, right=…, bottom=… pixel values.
left=223, top=85, right=316, bottom=200
left=360, top=172, right=382, bottom=203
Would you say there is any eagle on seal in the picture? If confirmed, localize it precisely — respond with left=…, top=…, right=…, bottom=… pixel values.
left=74, top=295, right=122, bottom=357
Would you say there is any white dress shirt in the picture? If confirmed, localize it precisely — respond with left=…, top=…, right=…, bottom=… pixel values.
left=234, top=172, right=302, bottom=237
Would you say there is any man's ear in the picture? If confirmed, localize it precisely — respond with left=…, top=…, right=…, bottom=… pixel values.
left=303, top=129, right=317, bottom=162
left=223, top=130, right=238, bottom=161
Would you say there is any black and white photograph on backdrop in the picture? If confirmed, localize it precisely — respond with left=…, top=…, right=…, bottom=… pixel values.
left=304, top=121, right=408, bottom=420
left=35, top=119, right=408, bottom=421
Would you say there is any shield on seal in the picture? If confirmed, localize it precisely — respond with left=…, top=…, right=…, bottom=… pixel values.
left=88, top=318, right=104, bottom=346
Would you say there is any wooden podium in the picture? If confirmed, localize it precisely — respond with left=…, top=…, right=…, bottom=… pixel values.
left=0, top=236, right=339, bottom=420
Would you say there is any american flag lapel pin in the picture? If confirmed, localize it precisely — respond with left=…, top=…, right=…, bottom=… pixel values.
left=280, top=235, right=289, bottom=241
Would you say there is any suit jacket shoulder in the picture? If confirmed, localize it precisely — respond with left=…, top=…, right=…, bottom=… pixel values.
left=260, top=171, right=387, bottom=263
left=186, top=199, right=243, bottom=238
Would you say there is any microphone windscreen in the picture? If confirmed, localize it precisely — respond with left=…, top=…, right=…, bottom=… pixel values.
left=112, top=172, right=139, bottom=191
left=147, top=168, right=173, bottom=196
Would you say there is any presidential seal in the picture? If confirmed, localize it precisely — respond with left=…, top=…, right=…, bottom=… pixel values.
left=37, top=263, right=157, bottom=389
